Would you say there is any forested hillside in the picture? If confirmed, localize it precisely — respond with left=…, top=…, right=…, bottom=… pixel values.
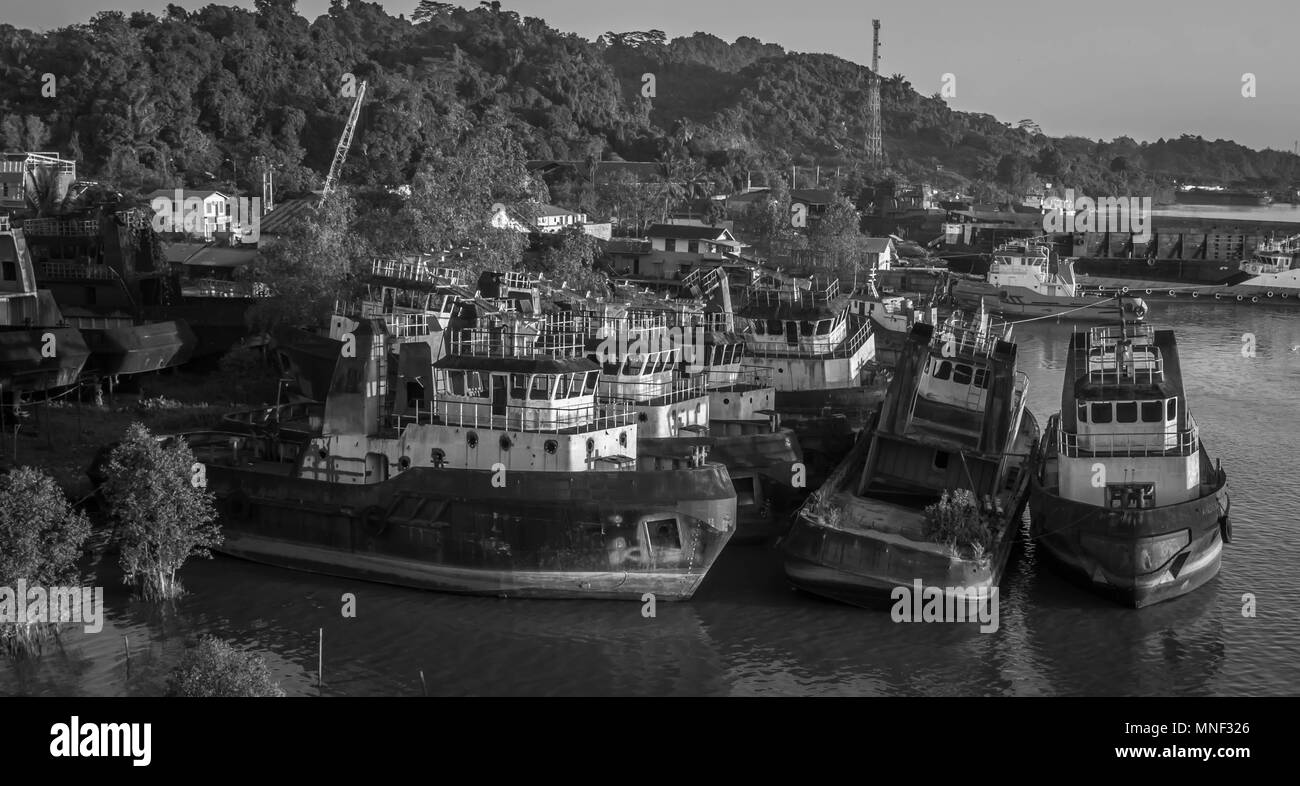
left=2, top=0, right=1296, bottom=203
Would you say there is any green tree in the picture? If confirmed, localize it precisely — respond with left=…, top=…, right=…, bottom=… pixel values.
left=103, top=423, right=221, bottom=601
left=242, top=189, right=368, bottom=331
left=0, top=467, right=92, bottom=657
left=166, top=636, right=286, bottom=697
left=536, top=225, right=606, bottom=294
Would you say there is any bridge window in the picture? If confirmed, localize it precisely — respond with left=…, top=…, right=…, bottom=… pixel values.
left=1141, top=401, right=1163, bottom=422
left=974, top=368, right=990, bottom=389
left=816, top=319, right=831, bottom=335
left=767, top=319, right=783, bottom=334
left=465, top=372, right=484, bottom=397
left=1091, top=402, right=1112, bottom=424
left=1167, top=398, right=1177, bottom=420
left=1077, top=402, right=1087, bottom=422
left=583, top=371, right=599, bottom=394
left=1116, top=401, right=1138, bottom=423
left=934, top=360, right=952, bottom=381
left=753, top=321, right=765, bottom=335
left=801, top=320, right=814, bottom=336
left=510, top=374, right=527, bottom=400
left=447, top=371, right=465, bottom=396
left=952, top=364, right=972, bottom=386
left=529, top=374, right=553, bottom=400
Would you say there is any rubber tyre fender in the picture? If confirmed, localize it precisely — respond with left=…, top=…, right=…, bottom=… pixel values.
left=1219, top=515, right=1232, bottom=545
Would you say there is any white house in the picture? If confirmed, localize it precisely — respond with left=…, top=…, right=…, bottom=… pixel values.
left=863, top=236, right=897, bottom=271
left=489, top=203, right=589, bottom=234
left=145, top=189, right=233, bottom=239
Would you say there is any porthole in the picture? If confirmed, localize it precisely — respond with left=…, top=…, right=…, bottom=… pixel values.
left=317, top=447, right=329, bottom=459
left=638, top=412, right=648, bottom=422
left=398, top=456, right=411, bottom=470
left=544, top=439, right=558, bottom=455
left=586, top=438, right=595, bottom=455
left=619, top=431, right=628, bottom=448
left=499, top=435, right=512, bottom=451
left=723, top=397, right=730, bottom=405
left=467, top=431, right=478, bottom=448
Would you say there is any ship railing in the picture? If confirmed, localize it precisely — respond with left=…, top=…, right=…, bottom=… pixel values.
left=431, top=266, right=469, bottom=287
left=38, top=260, right=116, bottom=280
left=449, top=327, right=585, bottom=359
left=1257, top=233, right=1300, bottom=254
left=1084, top=351, right=1164, bottom=384
left=1089, top=323, right=1155, bottom=346
left=185, top=278, right=272, bottom=298
left=371, top=257, right=441, bottom=282
left=502, top=270, right=536, bottom=290
left=383, top=312, right=432, bottom=339
left=701, top=363, right=773, bottom=391
left=743, top=316, right=870, bottom=359
left=395, top=397, right=638, bottom=434
left=600, top=373, right=708, bottom=405
left=930, top=320, right=1003, bottom=359
left=20, top=217, right=99, bottom=237
left=0, top=216, right=8, bottom=231
left=1058, top=424, right=1198, bottom=458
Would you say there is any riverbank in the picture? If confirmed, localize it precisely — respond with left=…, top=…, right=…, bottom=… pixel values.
left=0, top=350, right=281, bottom=500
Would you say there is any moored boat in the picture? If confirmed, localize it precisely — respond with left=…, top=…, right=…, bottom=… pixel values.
left=949, top=239, right=1148, bottom=322
left=187, top=316, right=736, bottom=600
left=1028, top=308, right=1230, bottom=607
left=780, top=307, right=1039, bottom=607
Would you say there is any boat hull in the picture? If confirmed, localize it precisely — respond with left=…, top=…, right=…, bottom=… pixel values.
left=0, top=327, right=90, bottom=392
left=1028, top=476, right=1228, bottom=608
left=781, top=412, right=1037, bottom=608
left=82, top=319, right=197, bottom=376
left=640, top=428, right=802, bottom=545
left=197, top=449, right=737, bottom=601
left=951, top=281, right=1134, bottom=321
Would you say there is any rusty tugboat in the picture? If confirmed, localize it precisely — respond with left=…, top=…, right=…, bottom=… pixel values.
left=184, top=311, right=736, bottom=601
left=781, top=306, right=1038, bottom=607
left=1028, top=303, right=1230, bottom=607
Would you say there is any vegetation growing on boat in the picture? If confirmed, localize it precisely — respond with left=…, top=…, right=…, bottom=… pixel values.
left=923, top=489, right=1002, bottom=562
left=800, top=490, right=843, bottom=530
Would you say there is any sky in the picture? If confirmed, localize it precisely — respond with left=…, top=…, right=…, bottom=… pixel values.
left=6, top=0, right=1299, bottom=153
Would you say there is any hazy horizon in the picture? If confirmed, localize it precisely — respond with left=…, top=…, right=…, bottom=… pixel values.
left=6, top=0, right=1298, bottom=155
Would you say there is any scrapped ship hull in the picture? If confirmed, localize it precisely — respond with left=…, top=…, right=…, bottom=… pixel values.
left=781, top=412, right=1038, bottom=608
left=1073, top=258, right=1251, bottom=293
left=196, top=446, right=736, bottom=601
left=641, top=429, right=803, bottom=545
left=1028, top=460, right=1228, bottom=609
left=951, top=280, right=1135, bottom=321
left=0, top=327, right=91, bottom=393
left=82, top=319, right=197, bottom=376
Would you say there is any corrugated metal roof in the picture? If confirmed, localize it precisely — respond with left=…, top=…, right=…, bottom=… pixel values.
left=258, top=198, right=316, bottom=235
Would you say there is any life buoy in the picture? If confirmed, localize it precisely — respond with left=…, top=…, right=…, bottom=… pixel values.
left=1219, top=515, right=1232, bottom=545
left=361, top=505, right=388, bottom=537
left=1147, top=259, right=1155, bottom=267
left=224, top=490, right=252, bottom=521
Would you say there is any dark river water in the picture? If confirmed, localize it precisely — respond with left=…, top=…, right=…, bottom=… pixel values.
left=4, top=302, right=1298, bottom=696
